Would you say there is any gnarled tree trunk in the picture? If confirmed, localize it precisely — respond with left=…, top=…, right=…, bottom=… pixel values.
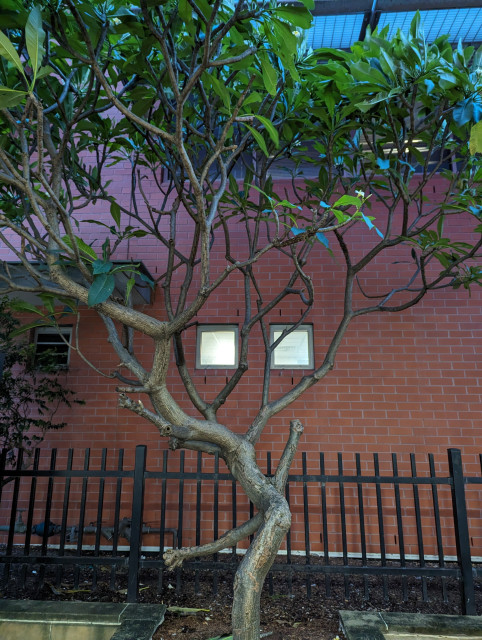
left=164, top=420, right=304, bottom=640
left=231, top=486, right=291, bottom=640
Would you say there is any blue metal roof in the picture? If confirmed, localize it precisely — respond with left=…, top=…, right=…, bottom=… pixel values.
left=377, top=8, right=482, bottom=44
left=305, top=13, right=365, bottom=49
left=308, top=1, right=482, bottom=48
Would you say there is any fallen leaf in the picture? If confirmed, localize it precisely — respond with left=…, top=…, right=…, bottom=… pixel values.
left=167, top=606, right=210, bottom=616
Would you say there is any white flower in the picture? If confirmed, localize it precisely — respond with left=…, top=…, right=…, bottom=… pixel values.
left=292, top=30, right=301, bottom=36
left=355, top=190, right=365, bottom=198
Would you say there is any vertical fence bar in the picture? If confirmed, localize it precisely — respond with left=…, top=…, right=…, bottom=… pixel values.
left=23, top=449, right=41, bottom=589
left=74, top=449, right=90, bottom=589
left=0, top=448, right=7, bottom=501
left=338, top=453, right=349, bottom=598
left=38, top=449, right=57, bottom=590
left=57, top=448, right=73, bottom=587
left=127, top=445, right=147, bottom=603
left=111, top=449, right=124, bottom=591
left=285, top=479, right=293, bottom=596
left=410, top=454, right=427, bottom=601
left=373, top=453, right=388, bottom=601
left=320, top=452, right=331, bottom=597
left=176, top=451, right=185, bottom=593
left=302, top=452, right=311, bottom=598
left=448, top=448, right=476, bottom=615
left=157, top=449, right=168, bottom=594
left=0, top=450, right=6, bottom=588
left=391, top=453, right=407, bottom=601
left=92, top=448, right=107, bottom=589
left=213, top=452, right=219, bottom=596
left=355, top=453, right=369, bottom=600
left=231, top=473, right=237, bottom=562
left=195, top=452, right=202, bottom=595
left=4, top=450, right=24, bottom=587
left=267, top=452, right=274, bottom=596
left=428, top=453, right=447, bottom=602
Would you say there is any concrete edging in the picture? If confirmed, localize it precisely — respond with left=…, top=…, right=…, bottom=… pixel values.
left=0, top=600, right=166, bottom=640
left=340, top=611, right=482, bottom=640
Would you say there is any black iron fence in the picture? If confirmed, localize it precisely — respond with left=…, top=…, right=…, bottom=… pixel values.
left=0, top=446, right=481, bottom=613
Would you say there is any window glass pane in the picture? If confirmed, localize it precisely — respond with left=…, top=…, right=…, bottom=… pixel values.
left=271, top=325, right=313, bottom=369
left=34, top=328, right=72, bottom=368
left=36, top=333, right=66, bottom=344
left=273, top=329, right=309, bottom=367
left=199, top=330, right=236, bottom=366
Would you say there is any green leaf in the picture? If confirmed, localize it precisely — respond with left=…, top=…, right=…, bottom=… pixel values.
left=8, top=299, right=45, bottom=316
left=252, top=115, right=279, bottom=147
left=470, top=121, right=482, bottom=155
left=334, top=195, right=360, bottom=208
left=87, top=273, right=115, bottom=307
left=9, top=320, right=52, bottom=338
left=35, top=65, right=53, bottom=80
left=243, top=123, right=269, bottom=157
left=0, top=86, right=27, bottom=107
left=178, top=0, right=191, bottom=22
left=40, top=294, right=55, bottom=314
left=110, top=201, right=121, bottom=227
left=124, top=276, right=136, bottom=304
left=62, top=235, right=98, bottom=261
left=128, top=230, right=148, bottom=238
left=274, top=6, right=312, bottom=30
left=454, top=96, right=477, bottom=126
left=139, top=272, right=155, bottom=288
left=209, top=73, right=231, bottom=112
left=0, top=29, right=25, bottom=77
left=296, top=0, right=314, bottom=9
left=25, top=6, right=45, bottom=81
left=350, top=61, right=390, bottom=89
left=259, top=51, right=277, bottom=96
left=92, top=259, right=113, bottom=275
left=438, top=71, right=457, bottom=90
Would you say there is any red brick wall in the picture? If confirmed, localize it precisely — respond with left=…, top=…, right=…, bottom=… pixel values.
left=1, top=170, right=481, bottom=557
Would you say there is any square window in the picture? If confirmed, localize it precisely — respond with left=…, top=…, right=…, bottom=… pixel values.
left=196, top=325, right=238, bottom=369
left=270, top=325, right=314, bottom=369
left=34, top=327, right=72, bottom=369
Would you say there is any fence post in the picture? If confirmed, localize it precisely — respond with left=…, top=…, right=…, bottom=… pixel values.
left=127, top=445, right=147, bottom=603
left=448, top=448, right=475, bottom=615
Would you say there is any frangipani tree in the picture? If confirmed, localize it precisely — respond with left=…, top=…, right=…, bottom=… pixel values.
left=0, top=2, right=481, bottom=638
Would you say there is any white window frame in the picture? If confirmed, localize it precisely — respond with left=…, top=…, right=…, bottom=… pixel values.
left=34, top=326, right=73, bottom=369
left=270, top=324, right=314, bottom=370
left=196, top=325, right=239, bottom=369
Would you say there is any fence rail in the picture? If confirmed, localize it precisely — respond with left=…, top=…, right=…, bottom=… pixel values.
left=0, top=446, right=480, bottom=613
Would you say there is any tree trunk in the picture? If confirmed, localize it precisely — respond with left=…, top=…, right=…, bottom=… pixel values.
left=231, top=484, right=291, bottom=640
left=164, top=425, right=303, bottom=640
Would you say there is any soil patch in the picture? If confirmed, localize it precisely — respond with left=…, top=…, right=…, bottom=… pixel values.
left=0, top=552, right=477, bottom=640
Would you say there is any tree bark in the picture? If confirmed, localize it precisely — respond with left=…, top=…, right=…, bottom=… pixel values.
left=231, top=484, right=291, bottom=640
left=224, top=427, right=301, bottom=640
left=164, top=421, right=303, bottom=640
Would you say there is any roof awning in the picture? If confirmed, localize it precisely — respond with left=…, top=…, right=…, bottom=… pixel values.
left=0, top=261, right=154, bottom=307
left=307, top=0, right=482, bottom=48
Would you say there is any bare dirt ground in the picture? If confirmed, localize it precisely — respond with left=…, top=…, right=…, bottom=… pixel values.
left=149, top=567, right=469, bottom=640
left=1, top=554, right=477, bottom=640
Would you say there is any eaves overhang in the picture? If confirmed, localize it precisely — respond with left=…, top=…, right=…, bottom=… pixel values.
left=0, top=261, right=154, bottom=307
